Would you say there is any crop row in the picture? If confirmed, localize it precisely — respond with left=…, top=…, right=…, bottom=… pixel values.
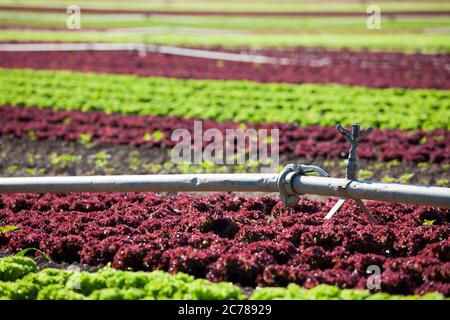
left=1, top=69, right=449, bottom=130
left=0, top=257, right=447, bottom=300
left=1, top=106, right=448, bottom=164
left=3, top=14, right=450, bottom=35
left=0, top=256, right=243, bottom=300
left=2, top=32, right=450, bottom=53
left=1, top=49, right=449, bottom=89
left=1, top=133, right=449, bottom=186
left=1, top=192, right=449, bottom=296
left=3, top=1, right=450, bottom=14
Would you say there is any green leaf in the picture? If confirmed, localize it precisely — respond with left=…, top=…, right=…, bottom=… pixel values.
left=78, top=133, right=92, bottom=145
left=15, top=248, right=50, bottom=261
left=152, top=130, right=164, bottom=141
left=143, top=132, right=152, bottom=141
left=422, top=219, right=436, bottom=226
left=0, top=225, right=20, bottom=234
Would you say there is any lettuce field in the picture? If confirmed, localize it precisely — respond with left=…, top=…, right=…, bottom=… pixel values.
left=0, top=0, right=449, bottom=301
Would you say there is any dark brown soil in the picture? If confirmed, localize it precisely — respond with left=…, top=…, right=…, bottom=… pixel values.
left=1, top=136, right=448, bottom=187
left=33, top=255, right=105, bottom=272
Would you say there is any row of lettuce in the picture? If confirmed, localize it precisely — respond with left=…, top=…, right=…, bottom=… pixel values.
left=2, top=105, right=449, bottom=165
left=0, top=257, right=446, bottom=300
left=1, top=30, right=450, bottom=53
left=3, top=13, right=450, bottom=34
left=3, top=0, right=450, bottom=12
left=1, top=69, right=449, bottom=130
left=2, top=50, right=449, bottom=90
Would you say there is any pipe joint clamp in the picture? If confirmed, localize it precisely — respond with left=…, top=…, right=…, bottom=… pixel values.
left=277, top=164, right=329, bottom=206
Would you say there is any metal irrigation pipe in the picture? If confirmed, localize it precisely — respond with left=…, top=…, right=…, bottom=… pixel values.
left=0, top=173, right=279, bottom=194
left=0, top=124, right=448, bottom=222
left=291, top=176, right=450, bottom=209
left=0, top=171, right=449, bottom=209
left=0, top=43, right=291, bottom=64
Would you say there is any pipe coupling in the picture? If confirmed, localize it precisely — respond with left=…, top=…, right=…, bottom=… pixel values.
left=277, top=164, right=329, bottom=205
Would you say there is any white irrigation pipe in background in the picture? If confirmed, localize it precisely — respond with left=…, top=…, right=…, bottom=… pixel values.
left=0, top=43, right=292, bottom=64
left=0, top=174, right=449, bottom=209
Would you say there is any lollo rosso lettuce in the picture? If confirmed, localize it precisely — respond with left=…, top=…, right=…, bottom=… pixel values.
left=0, top=49, right=449, bottom=90
left=1, top=192, right=449, bottom=296
left=0, top=106, right=448, bottom=164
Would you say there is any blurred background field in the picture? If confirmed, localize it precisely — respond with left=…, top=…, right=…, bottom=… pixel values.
left=0, top=0, right=449, bottom=52
left=1, top=0, right=450, bottom=12
left=0, top=0, right=450, bottom=300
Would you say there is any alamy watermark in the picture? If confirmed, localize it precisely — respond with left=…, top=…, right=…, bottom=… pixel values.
left=66, top=5, right=81, bottom=30
left=171, top=121, right=279, bottom=173
left=366, top=265, right=381, bottom=290
left=367, top=5, right=382, bottom=30
left=65, top=264, right=82, bottom=290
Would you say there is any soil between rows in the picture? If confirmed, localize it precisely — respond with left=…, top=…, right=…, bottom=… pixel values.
left=0, top=136, right=448, bottom=187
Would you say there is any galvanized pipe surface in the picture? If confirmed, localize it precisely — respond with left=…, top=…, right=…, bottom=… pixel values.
left=0, top=43, right=291, bottom=64
left=0, top=174, right=279, bottom=194
left=0, top=174, right=449, bottom=208
left=292, top=176, right=450, bottom=208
